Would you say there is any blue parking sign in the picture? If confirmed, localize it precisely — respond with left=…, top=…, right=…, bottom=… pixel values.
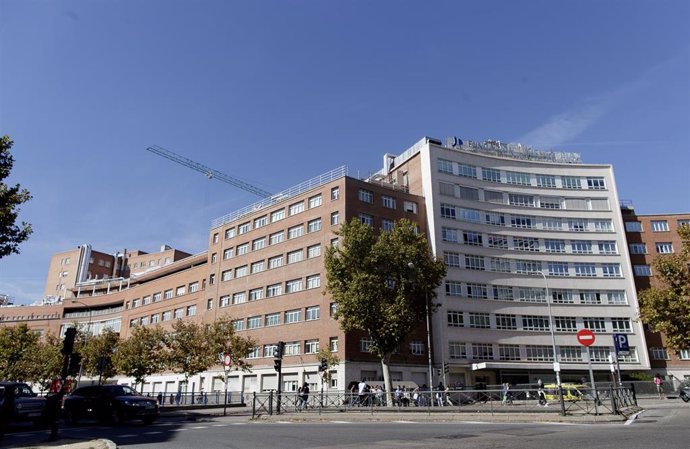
left=613, top=333, right=630, bottom=353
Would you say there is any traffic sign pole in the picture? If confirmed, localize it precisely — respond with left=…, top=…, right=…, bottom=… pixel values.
left=586, top=346, right=599, bottom=415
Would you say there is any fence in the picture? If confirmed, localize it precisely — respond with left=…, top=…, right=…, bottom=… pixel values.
left=156, top=391, right=246, bottom=407
left=250, top=385, right=638, bottom=418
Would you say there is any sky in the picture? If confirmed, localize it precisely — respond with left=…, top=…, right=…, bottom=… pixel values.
left=1, top=0, right=689, bottom=305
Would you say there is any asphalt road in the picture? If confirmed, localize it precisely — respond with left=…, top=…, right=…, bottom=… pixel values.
left=2, top=401, right=687, bottom=449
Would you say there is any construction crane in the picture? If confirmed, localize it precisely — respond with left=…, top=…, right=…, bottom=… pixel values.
left=146, top=145, right=273, bottom=198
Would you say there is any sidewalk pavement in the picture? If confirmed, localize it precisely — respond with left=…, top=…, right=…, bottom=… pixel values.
left=8, top=438, right=116, bottom=449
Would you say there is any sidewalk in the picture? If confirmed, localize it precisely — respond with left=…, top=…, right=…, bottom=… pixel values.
left=6, top=438, right=116, bottom=449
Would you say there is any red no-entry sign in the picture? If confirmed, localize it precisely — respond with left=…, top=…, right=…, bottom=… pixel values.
left=577, top=329, right=596, bottom=347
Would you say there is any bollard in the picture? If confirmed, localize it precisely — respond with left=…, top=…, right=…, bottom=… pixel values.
left=268, top=391, right=274, bottom=416
left=609, top=386, right=617, bottom=415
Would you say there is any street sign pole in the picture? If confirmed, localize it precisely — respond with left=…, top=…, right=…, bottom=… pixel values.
left=223, top=366, right=229, bottom=416
left=586, top=346, right=599, bottom=415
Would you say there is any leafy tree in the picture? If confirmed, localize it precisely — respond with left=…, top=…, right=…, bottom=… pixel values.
left=31, top=333, right=64, bottom=390
left=315, top=347, right=340, bottom=388
left=638, top=224, right=690, bottom=352
left=113, top=325, right=167, bottom=392
left=0, top=323, right=40, bottom=381
left=0, top=135, right=33, bottom=259
left=208, top=316, right=255, bottom=372
left=80, top=329, right=120, bottom=382
left=325, top=218, right=446, bottom=404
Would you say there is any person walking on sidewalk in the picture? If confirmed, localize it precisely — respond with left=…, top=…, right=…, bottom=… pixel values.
left=537, top=379, right=548, bottom=406
left=654, top=373, right=664, bottom=399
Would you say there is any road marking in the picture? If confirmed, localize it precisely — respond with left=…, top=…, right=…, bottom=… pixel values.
left=119, top=434, right=137, bottom=438
left=393, top=421, right=417, bottom=424
left=212, top=424, right=228, bottom=427
left=190, top=426, right=208, bottom=429
left=144, top=431, right=163, bottom=435
left=329, top=421, right=352, bottom=424
left=276, top=421, right=292, bottom=424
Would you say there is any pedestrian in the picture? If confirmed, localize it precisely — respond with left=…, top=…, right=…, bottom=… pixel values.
left=537, top=379, right=547, bottom=406
left=501, top=383, right=511, bottom=405
left=436, top=382, right=446, bottom=407
left=654, top=373, right=664, bottom=399
left=299, top=382, right=310, bottom=410
left=358, top=379, right=368, bottom=406
left=170, top=393, right=174, bottom=405
left=157, top=392, right=163, bottom=406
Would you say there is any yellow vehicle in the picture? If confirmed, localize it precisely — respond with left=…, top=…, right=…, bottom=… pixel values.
left=543, top=384, right=586, bottom=402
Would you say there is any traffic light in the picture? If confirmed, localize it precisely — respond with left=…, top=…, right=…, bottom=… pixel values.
left=67, top=353, right=82, bottom=377
left=61, top=327, right=77, bottom=355
left=274, top=341, right=285, bottom=359
left=436, top=368, right=442, bottom=377
left=273, top=358, right=282, bottom=372
left=318, top=359, right=328, bottom=372
left=443, top=362, right=449, bottom=374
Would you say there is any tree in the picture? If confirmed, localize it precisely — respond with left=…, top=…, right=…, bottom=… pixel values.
left=113, top=325, right=167, bottom=392
left=208, top=316, right=255, bottom=372
left=0, top=135, right=33, bottom=259
left=80, top=329, right=120, bottom=382
left=315, top=347, right=340, bottom=388
left=638, top=224, right=690, bottom=352
left=0, top=323, right=40, bottom=381
left=324, top=218, right=446, bottom=405
left=30, top=333, right=64, bottom=390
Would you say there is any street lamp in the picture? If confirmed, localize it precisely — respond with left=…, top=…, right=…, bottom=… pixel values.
left=531, top=271, right=565, bottom=415
left=407, top=262, right=434, bottom=389
left=71, top=300, right=93, bottom=385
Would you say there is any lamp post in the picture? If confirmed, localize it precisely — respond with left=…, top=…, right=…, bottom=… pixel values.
left=71, top=300, right=92, bottom=385
left=407, top=262, right=434, bottom=389
left=531, top=271, right=565, bottom=415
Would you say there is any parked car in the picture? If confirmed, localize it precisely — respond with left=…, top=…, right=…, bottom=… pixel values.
left=63, top=384, right=159, bottom=425
left=679, top=381, right=690, bottom=403
left=543, top=384, right=586, bottom=402
left=0, top=381, right=48, bottom=428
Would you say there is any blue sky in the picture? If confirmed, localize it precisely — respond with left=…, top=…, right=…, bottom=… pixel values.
left=1, top=0, right=689, bottom=305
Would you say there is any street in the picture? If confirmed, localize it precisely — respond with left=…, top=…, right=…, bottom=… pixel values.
left=1, top=401, right=687, bottom=449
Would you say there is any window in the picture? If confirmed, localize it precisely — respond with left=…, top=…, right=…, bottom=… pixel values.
left=656, top=242, right=673, bottom=254
left=598, top=241, right=617, bottom=254
left=249, top=288, right=263, bottom=301
left=587, top=177, right=606, bottom=190
left=359, top=213, right=374, bottom=226
left=485, top=212, right=505, bottom=226
left=210, top=253, right=218, bottom=264
left=213, top=233, right=219, bottom=244
left=360, top=338, right=373, bottom=353
left=515, top=260, right=542, bottom=274
left=382, top=195, right=396, bottom=209
left=602, top=264, right=622, bottom=277
left=330, top=211, right=340, bottom=225
left=493, top=285, right=514, bottom=301
left=466, top=283, right=488, bottom=299
left=445, top=281, right=462, bottom=296
left=611, top=318, right=631, bottom=333
left=238, top=222, right=251, bottom=234
left=306, top=306, right=320, bottom=321
left=678, top=349, right=690, bottom=360
left=235, top=265, right=248, bottom=278
left=289, top=201, right=305, bottom=215
left=555, top=317, right=577, bottom=332
left=236, top=243, right=249, bottom=255
left=624, top=221, right=643, bottom=232
left=509, top=194, right=535, bottom=207
left=463, top=231, right=483, bottom=246
left=403, top=201, right=418, bottom=214
left=381, top=219, right=394, bottom=231
left=286, top=278, right=303, bottom=293
left=288, top=225, right=304, bottom=239
left=559, top=346, right=583, bottom=362
left=308, top=218, right=322, bottom=233
left=472, top=344, right=494, bottom=360
left=460, top=208, right=482, bottom=223
left=268, top=231, right=284, bottom=246
left=651, top=220, right=669, bottom=232
left=548, top=262, right=569, bottom=276
left=536, top=174, right=556, bottom=188
left=449, top=342, right=467, bottom=359
left=129, top=318, right=139, bottom=328
left=306, top=274, right=321, bottom=289
left=650, top=347, right=669, bottom=360
left=442, top=227, right=460, bottom=243
left=511, top=215, right=535, bottom=228
left=329, top=337, right=339, bottom=352
left=506, top=171, right=531, bottom=185
left=188, top=282, right=199, bottom=293
left=224, top=228, right=236, bottom=240
left=142, top=295, right=152, bottom=305
left=514, top=237, right=539, bottom=252
left=568, top=219, right=587, bottom=232
left=219, top=295, right=230, bottom=308
left=469, top=312, right=490, bottom=328
left=629, top=243, right=647, bottom=254
left=162, top=311, right=171, bottom=321
left=583, top=317, right=606, bottom=332
left=223, top=248, right=234, bottom=260
left=330, top=302, right=338, bottom=316
left=496, top=314, right=517, bottom=330
left=526, top=345, right=553, bottom=361
left=254, top=216, right=268, bottom=229
left=489, top=257, right=511, bottom=273
left=544, top=239, right=566, bottom=253
left=571, top=241, right=592, bottom=254
left=331, top=187, right=340, bottom=200
left=579, top=291, right=602, bottom=304
left=268, top=255, right=283, bottom=269
left=232, top=292, right=247, bottom=305
left=410, top=341, right=425, bottom=355
left=482, top=167, right=501, bottom=183
left=561, top=176, right=581, bottom=189
left=522, top=316, right=550, bottom=331
left=438, top=158, right=454, bottom=174
left=151, top=314, right=160, bottom=324
left=247, top=316, right=261, bottom=329
left=593, top=220, right=613, bottom=232
left=305, top=339, right=319, bottom=354
left=271, top=209, right=285, bottom=222
left=164, top=289, right=173, bottom=299
left=447, top=311, right=464, bottom=327
left=633, top=265, right=652, bottom=276
left=539, top=197, right=562, bottom=209
left=542, top=217, right=562, bottom=230
left=284, top=342, right=300, bottom=356
left=221, top=269, right=233, bottom=282
left=607, top=291, right=627, bottom=305
left=263, top=344, right=278, bottom=358
left=247, top=347, right=261, bottom=359
left=499, top=345, right=521, bottom=361
left=465, top=255, right=485, bottom=271
left=308, top=194, right=322, bottom=208
left=206, top=298, right=213, bottom=310
left=307, top=244, right=321, bottom=258
left=287, top=249, right=303, bottom=264
left=460, top=186, right=482, bottom=201
left=552, top=290, right=573, bottom=304
left=444, top=252, right=461, bottom=267
left=252, top=237, right=266, bottom=251
left=265, top=313, right=280, bottom=327
left=187, top=305, right=196, bottom=316
left=483, top=190, right=504, bottom=203
left=251, top=260, right=265, bottom=273
left=574, top=263, right=596, bottom=277
left=487, top=234, right=508, bottom=249
left=153, top=292, right=161, bottom=302
left=267, top=283, right=282, bottom=297
left=174, top=308, right=184, bottom=319
left=285, top=310, right=300, bottom=324
left=358, top=189, right=374, bottom=203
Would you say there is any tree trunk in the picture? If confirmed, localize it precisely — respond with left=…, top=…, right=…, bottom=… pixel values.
left=380, top=354, right=394, bottom=407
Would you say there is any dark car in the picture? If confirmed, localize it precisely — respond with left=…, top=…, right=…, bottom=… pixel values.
left=679, top=381, right=690, bottom=403
left=63, top=384, right=159, bottom=425
left=0, top=381, right=48, bottom=428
